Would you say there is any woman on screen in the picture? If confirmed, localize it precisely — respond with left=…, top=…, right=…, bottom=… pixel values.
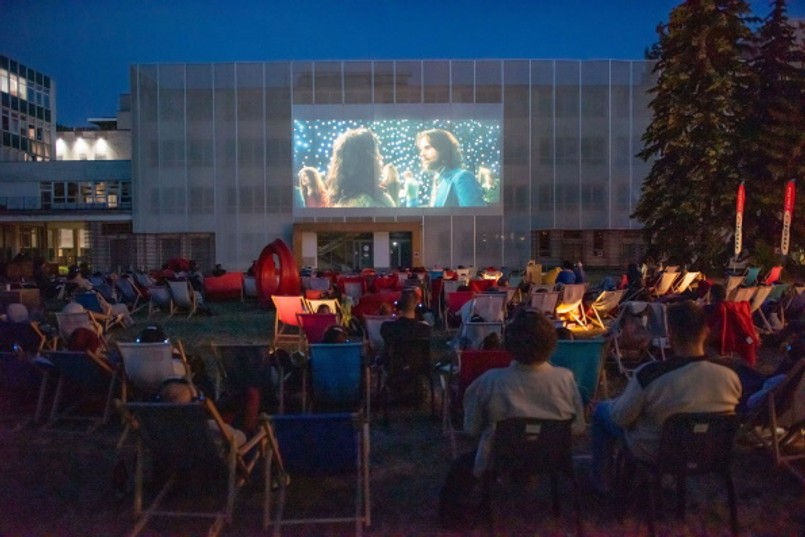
left=327, top=128, right=395, bottom=208
left=380, top=164, right=401, bottom=207
left=297, top=166, right=328, bottom=208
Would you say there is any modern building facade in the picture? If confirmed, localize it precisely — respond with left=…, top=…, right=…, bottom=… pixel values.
left=0, top=55, right=55, bottom=162
left=131, top=60, right=655, bottom=273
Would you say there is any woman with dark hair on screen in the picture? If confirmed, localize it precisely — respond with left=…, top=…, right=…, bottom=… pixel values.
left=297, top=166, right=328, bottom=208
left=327, top=128, right=395, bottom=208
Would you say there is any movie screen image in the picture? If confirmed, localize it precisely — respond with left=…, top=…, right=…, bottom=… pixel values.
left=293, top=117, right=501, bottom=214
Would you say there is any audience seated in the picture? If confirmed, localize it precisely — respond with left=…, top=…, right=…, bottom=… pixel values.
left=590, top=300, right=741, bottom=493
left=439, top=309, right=585, bottom=523
left=555, top=261, right=577, bottom=286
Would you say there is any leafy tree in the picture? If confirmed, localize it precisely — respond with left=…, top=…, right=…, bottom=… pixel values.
left=744, top=0, right=804, bottom=258
left=634, top=0, right=756, bottom=271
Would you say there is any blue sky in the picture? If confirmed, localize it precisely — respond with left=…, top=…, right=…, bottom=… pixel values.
left=2, top=0, right=803, bottom=126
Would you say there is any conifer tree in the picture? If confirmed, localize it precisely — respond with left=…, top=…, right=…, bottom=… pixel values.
left=634, top=0, right=755, bottom=271
left=745, top=0, right=804, bottom=257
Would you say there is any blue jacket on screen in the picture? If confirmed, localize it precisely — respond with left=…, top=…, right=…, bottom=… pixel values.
left=431, top=168, right=485, bottom=208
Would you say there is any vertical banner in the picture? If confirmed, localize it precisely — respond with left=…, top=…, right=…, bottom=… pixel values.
left=734, top=182, right=745, bottom=256
left=781, top=179, right=796, bottom=256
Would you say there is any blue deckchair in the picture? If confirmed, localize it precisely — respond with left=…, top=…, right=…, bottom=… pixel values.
left=549, top=339, right=608, bottom=408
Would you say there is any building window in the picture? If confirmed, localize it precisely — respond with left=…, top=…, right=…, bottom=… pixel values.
left=593, top=230, right=605, bottom=257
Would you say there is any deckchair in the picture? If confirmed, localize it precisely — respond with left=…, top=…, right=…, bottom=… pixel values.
left=762, top=265, right=783, bottom=286
left=743, top=267, right=761, bottom=287
left=74, top=291, right=126, bottom=332
left=379, top=337, right=434, bottom=423
left=441, top=279, right=461, bottom=296
left=44, top=349, right=122, bottom=431
left=0, top=350, right=50, bottom=428
left=304, top=298, right=343, bottom=321
left=748, top=285, right=774, bottom=333
left=307, top=342, right=368, bottom=414
left=459, top=321, right=504, bottom=350
left=209, top=342, right=277, bottom=411
left=530, top=291, right=561, bottom=318
left=756, top=284, right=791, bottom=333
left=649, top=271, right=679, bottom=298
left=0, top=320, right=48, bottom=354
left=54, top=310, right=106, bottom=349
left=296, top=313, right=338, bottom=350
left=122, top=400, right=269, bottom=537
left=730, top=286, right=756, bottom=303
left=444, top=291, right=474, bottom=333
left=264, top=412, right=371, bottom=536
left=362, top=314, right=393, bottom=364
left=115, top=275, right=146, bottom=314
left=117, top=341, right=189, bottom=399
left=471, top=293, right=506, bottom=323
left=707, top=301, right=759, bottom=367
left=744, top=360, right=805, bottom=486
left=167, top=280, right=198, bottom=319
left=243, top=275, right=259, bottom=300
left=549, top=339, right=608, bottom=409
left=554, top=284, right=588, bottom=328
left=147, top=284, right=173, bottom=317
left=585, top=289, right=626, bottom=329
left=724, top=275, right=745, bottom=300
left=607, top=301, right=657, bottom=376
left=671, top=271, right=700, bottom=294
left=271, top=295, right=308, bottom=350
left=442, top=349, right=513, bottom=456
left=455, top=267, right=472, bottom=284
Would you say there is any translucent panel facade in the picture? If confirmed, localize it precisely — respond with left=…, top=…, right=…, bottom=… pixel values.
left=131, top=60, right=655, bottom=270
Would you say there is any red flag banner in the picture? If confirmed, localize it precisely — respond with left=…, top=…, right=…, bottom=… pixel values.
left=781, top=180, right=796, bottom=256
left=735, top=182, right=745, bottom=256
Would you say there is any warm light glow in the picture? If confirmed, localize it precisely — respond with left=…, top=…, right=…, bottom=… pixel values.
left=55, top=138, right=66, bottom=156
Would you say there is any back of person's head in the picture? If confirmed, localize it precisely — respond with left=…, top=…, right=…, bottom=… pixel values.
left=156, top=378, right=199, bottom=403
left=377, top=302, right=394, bottom=316
left=67, top=327, right=101, bottom=353
left=63, top=302, right=86, bottom=314
left=666, top=300, right=707, bottom=345
left=5, top=303, right=29, bottom=323
left=321, top=324, right=349, bottom=344
left=137, top=324, right=169, bottom=343
left=316, top=304, right=332, bottom=314
left=397, top=289, right=419, bottom=314
left=709, top=283, right=727, bottom=304
left=481, top=331, right=503, bottom=350
left=555, top=327, right=575, bottom=341
left=504, top=310, right=557, bottom=365
left=562, top=260, right=574, bottom=270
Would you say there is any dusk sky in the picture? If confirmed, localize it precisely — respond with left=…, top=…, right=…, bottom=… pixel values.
left=3, top=0, right=804, bottom=126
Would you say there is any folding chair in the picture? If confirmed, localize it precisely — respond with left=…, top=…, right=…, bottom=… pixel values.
left=530, top=291, right=561, bottom=318
left=554, top=284, right=589, bottom=328
left=618, top=412, right=739, bottom=537
left=743, top=360, right=805, bottom=486
left=264, top=412, right=371, bottom=536
left=443, top=291, right=474, bottom=334
left=585, top=289, right=626, bottom=329
left=549, top=339, right=608, bottom=409
left=362, top=314, right=393, bottom=364
left=442, top=349, right=512, bottom=456
left=670, top=271, right=700, bottom=294
left=243, top=275, right=259, bottom=300
left=297, top=313, right=338, bottom=350
left=304, top=298, right=343, bottom=322
left=756, top=284, right=790, bottom=333
left=707, top=301, right=759, bottom=366
left=271, top=295, right=308, bottom=350
left=54, top=311, right=106, bottom=349
left=147, top=283, right=173, bottom=317
left=122, top=400, right=268, bottom=537
left=115, top=275, right=146, bottom=314
left=748, top=285, right=774, bottom=332
left=379, top=337, right=434, bottom=423
left=645, top=302, right=671, bottom=360
left=167, top=280, right=198, bottom=319
left=729, top=286, right=756, bottom=303
left=724, top=275, right=744, bottom=300
left=742, top=267, right=761, bottom=287
left=0, top=319, right=48, bottom=354
left=44, top=349, right=122, bottom=431
left=74, top=291, right=126, bottom=332
left=762, top=265, right=783, bottom=286
left=459, top=321, right=504, bottom=350
left=649, top=271, right=679, bottom=298
left=481, top=417, right=582, bottom=536
left=0, top=350, right=50, bottom=428
left=307, top=342, right=368, bottom=414
left=209, top=342, right=281, bottom=413
left=117, top=341, right=189, bottom=399
left=607, top=301, right=656, bottom=376
left=306, top=276, right=332, bottom=293
left=471, top=293, right=506, bottom=323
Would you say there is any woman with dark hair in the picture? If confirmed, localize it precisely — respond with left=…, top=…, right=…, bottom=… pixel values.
left=297, top=166, right=328, bottom=208
left=327, top=128, right=394, bottom=208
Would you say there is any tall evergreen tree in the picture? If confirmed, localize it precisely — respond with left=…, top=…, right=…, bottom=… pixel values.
left=634, top=0, right=755, bottom=271
left=745, top=0, right=804, bottom=258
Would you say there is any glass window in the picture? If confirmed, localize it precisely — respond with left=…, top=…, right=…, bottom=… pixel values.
left=423, top=61, right=449, bottom=103
left=0, top=68, right=7, bottom=93
left=395, top=61, right=421, bottom=103
left=373, top=61, right=394, bottom=103
left=314, top=61, right=342, bottom=104
left=451, top=61, right=474, bottom=103
left=344, top=61, right=372, bottom=104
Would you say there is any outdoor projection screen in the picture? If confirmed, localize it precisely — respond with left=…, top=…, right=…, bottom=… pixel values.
left=292, top=104, right=502, bottom=217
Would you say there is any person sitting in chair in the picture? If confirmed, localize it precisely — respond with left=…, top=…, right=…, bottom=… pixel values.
left=439, top=309, right=585, bottom=527
left=590, top=300, right=741, bottom=493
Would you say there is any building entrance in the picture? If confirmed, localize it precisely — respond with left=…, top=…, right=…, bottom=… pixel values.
left=317, top=232, right=374, bottom=272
